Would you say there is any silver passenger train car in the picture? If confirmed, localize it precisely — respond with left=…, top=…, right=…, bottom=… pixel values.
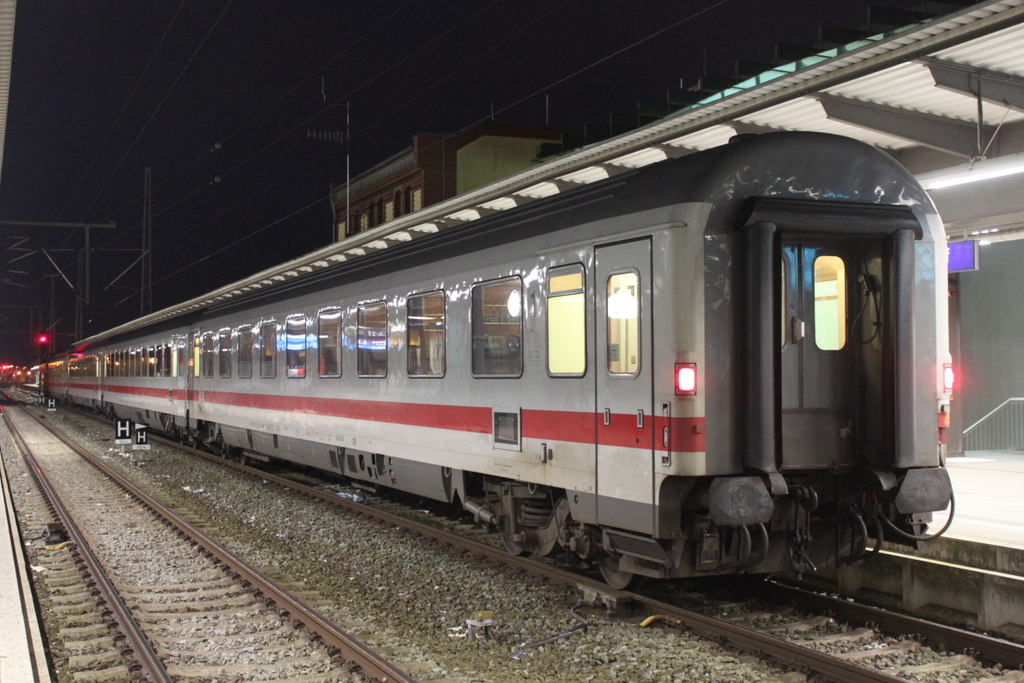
left=47, top=132, right=954, bottom=587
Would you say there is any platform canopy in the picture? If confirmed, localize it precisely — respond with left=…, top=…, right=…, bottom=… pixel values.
left=79, top=0, right=1024, bottom=343
left=0, top=0, right=15, bottom=192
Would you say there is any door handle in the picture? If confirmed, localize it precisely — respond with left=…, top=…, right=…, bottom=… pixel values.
left=792, top=316, right=806, bottom=343
left=603, top=409, right=611, bottom=426
left=637, top=410, right=644, bottom=428
left=661, top=402, right=671, bottom=465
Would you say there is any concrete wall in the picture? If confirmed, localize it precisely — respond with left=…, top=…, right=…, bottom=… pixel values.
left=456, top=136, right=548, bottom=195
left=958, top=239, right=1024, bottom=428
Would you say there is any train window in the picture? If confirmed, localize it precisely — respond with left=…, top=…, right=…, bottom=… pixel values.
left=407, top=292, right=445, bottom=377
left=606, top=271, right=640, bottom=376
left=177, top=344, right=186, bottom=378
left=259, top=323, right=277, bottom=378
left=202, top=333, right=216, bottom=378
left=472, top=277, right=523, bottom=378
left=237, top=326, right=253, bottom=378
left=813, top=256, right=847, bottom=351
left=192, top=336, right=201, bottom=378
left=318, top=310, right=342, bottom=378
left=131, top=348, right=139, bottom=377
left=286, top=317, right=306, bottom=378
left=155, top=345, right=164, bottom=377
left=218, top=329, right=232, bottom=378
left=357, top=302, right=387, bottom=377
left=547, top=266, right=586, bottom=376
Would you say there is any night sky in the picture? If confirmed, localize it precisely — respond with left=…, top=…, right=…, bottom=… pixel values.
left=0, top=0, right=920, bottom=363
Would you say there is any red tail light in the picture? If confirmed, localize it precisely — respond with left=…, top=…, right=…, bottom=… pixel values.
left=942, top=364, right=955, bottom=392
left=675, top=363, right=697, bottom=395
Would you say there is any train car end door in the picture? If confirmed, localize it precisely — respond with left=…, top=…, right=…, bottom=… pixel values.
left=595, top=239, right=655, bottom=535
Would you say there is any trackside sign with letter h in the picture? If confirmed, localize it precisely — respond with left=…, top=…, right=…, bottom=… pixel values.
left=115, top=420, right=132, bottom=445
left=133, top=423, right=151, bottom=451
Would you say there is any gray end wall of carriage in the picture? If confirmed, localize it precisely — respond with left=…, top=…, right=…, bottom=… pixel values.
left=957, top=239, right=1024, bottom=434
left=693, top=133, right=945, bottom=471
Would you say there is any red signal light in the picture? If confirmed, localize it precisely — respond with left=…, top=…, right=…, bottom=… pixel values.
left=942, top=364, right=955, bottom=392
left=675, top=363, right=697, bottom=395
left=36, top=334, right=49, bottom=345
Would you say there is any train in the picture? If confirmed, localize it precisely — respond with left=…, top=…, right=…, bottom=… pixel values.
left=44, top=131, right=954, bottom=587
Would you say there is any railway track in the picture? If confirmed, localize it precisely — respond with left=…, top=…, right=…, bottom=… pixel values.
left=25, top=395, right=1024, bottom=683
left=0, top=394, right=413, bottom=683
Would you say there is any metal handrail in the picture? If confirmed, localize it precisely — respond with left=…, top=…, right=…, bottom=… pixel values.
left=963, top=397, right=1024, bottom=435
left=962, top=397, right=1024, bottom=451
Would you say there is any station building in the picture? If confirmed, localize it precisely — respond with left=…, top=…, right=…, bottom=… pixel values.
left=328, top=123, right=563, bottom=240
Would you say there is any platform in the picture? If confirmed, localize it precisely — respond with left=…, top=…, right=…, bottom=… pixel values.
left=934, top=450, right=1024, bottom=550
left=0, top=439, right=52, bottom=682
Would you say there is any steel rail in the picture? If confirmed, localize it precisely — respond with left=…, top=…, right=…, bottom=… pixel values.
left=0, top=400, right=173, bottom=683
left=139, top=432, right=908, bottom=683
left=15, top=404, right=415, bottom=683
left=759, top=579, right=1024, bottom=669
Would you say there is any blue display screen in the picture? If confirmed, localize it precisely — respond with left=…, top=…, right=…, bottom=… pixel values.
left=948, top=240, right=979, bottom=273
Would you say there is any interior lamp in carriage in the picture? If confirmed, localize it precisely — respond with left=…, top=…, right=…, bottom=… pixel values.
left=506, top=289, right=522, bottom=318
left=607, top=289, right=638, bottom=319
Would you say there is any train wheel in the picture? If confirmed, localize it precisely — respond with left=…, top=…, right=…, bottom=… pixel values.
left=501, top=529, right=528, bottom=557
left=598, top=555, right=636, bottom=590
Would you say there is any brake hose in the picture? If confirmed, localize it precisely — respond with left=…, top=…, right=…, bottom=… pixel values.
left=878, top=491, right=956, bottom=542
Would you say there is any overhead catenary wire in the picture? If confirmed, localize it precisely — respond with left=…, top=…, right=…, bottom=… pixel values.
left=79, top=0, right=236, bottom=226
left=96, top=0, right=497, bottom=253
left=88, top=0, right=736, bottom=328
left=93, top=0, right=418, bottom=232
left=412, top=0, right=736, bottom=158
left=98, top=0, right=702, bottom=257
left=56, top=0, right=189, bottom=224
left=31, top=0, right=235, bottom=300
left=88, top=193, right=325, bottom=325
left=101, top=0, right=567, bottom=255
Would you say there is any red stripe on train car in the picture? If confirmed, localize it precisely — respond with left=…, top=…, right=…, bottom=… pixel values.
left=100, top=383, right=708, bottom=452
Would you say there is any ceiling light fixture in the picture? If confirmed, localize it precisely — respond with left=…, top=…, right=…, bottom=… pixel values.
left=917, top=152, right=1024, bottom=191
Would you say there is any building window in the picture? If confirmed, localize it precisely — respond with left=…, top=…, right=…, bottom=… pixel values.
left=357, top=302, right=388, bottom=377
left=260, top=323, right=277, bottom=378
left=238, top=326, right=253, bottom=378
left=472, top=277, right=523, bottom=377
left=407, top=291, right=445, bottom=377
left=547, top=265, right=586, bottom=376
left=286, top=316, right=307, bottom=378
left=318, top=310, right=342, bottom=378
